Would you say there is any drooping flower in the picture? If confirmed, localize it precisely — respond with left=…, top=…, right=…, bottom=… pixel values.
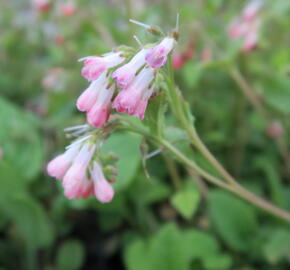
left=172, top=51, right=184, bottom=69
left=86, top=84, right=115, bottom=127
left=228, top=0, right=263, bottom=52
left=76, top=72, right=108, bottom=112
left=112, top=49, right=148, bottom=88
left=80, top=52, right=125, bottom=82
left=32, top=0, right=51, bottom=13
left=62, top=143, right=96, bottom=199
left=242, top=0, right=264, bottom=21
left=60, top=2, right=76, bottom=17
left=112, top=67, right=155, bottom=119
left=145, top=37, right=175, bottom=68
left=47, top=144, right=80, bottom=180
left=90, top=162, right=114, bottom=203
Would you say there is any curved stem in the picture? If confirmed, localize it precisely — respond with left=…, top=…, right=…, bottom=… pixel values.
left=159, top=139, right=290, bottom=223
left=164, top=56, right=290, bottom=223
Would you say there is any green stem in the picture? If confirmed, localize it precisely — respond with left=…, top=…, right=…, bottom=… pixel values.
left=162, top=154, right=182, bottom=190
left=163, top=55, right=290, bottom=223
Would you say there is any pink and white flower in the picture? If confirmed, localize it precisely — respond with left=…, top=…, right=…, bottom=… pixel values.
left=32, top=0, right=50, bottom=13
left=242, top=0, right=264, bottom=21
left=112, top=67, right=155, bottom=119
left=86, top=84, right=115, bottom=127
left=60, top=2, right=76, bottom=17
left=76, top=72, right=108, bottom=112
left=112, top=49, right=148, bottom=88
left=90, top=162, right=114, bottom=203
left=62, top=143, right=96, bottom=199
left=145, top=37, right=175, bottom=68
left=228, top=0, right=263, bottom=52
left=47, top=144, right=80, bottom=180
left=80, top=52, right=125, bottom=82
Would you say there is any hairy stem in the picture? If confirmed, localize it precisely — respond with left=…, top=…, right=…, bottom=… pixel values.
left=163, top=56, right=290, bottom=223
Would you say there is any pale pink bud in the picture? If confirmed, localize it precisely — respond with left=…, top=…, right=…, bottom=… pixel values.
left=80, top=52, right=125, bottom=82
left=86, top=84, right=114, bottom=127
left=60, top=2, right=76, bottom=17
left=62, top=143, right=96, bottom=199
left=47, top=144, right=79, bottom=179
left=32, top=0, right=50, bottom=12
left=145, top=37, right=175, bottom=68
left=242, top=31, right=258, bottom=52
left=112, top=49, right=148, bottom=88
left=267, top=121, right=284, bottom=138
left=172, top=52, right=184, bottom=69
left=112, top=67, right=155, bottom=118
left=91, top=162, right=114, bottom=203
left=228, top=19, right=249, bottom=39
left=76, top=72, right=107, bottom=112
left=243, top=0, right=264, bottom=21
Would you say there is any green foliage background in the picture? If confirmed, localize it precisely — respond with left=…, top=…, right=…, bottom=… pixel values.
left=1, top=0, right=290, bottom=269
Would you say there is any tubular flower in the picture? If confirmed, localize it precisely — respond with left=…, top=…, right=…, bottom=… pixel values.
left=47, top=144, right=80, bottom=180
left=112, top=67, right=155, bottom=119
left=86, top=84, right=115, bottom=127
left=242, top=0, right=264, bottom=21
left=145, top=37, right=175, bottom=68
left=90, top=162, right=114, bottom=203
left=80, top=52, right=125, bottom=82
left=32, top=0, right=50, bottom=12
left=112, top=49, right=148, bottom=88
left=60, top=2, right=76, bottom=17
left=76, top=72, right=108, bottom=112
left=228, top=0, right=263, bottom=52
left=47, top=136, right=116, bottom=203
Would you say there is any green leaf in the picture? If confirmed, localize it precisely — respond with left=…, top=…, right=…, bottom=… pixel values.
left=0, top=197, right=54, bottom=249
left=203, top=254, right=232, bottom=270
left=170, top=187, right=200, bottom=220
left=124, top=224, right=190, bottom=270
left=208, top=190, right=258, bottom=251
left=124, top=223, right=232, bottom=270
left=102, top=132, right=142, bottom=191
left=57, top=239, right=85, bottom=270
left=263, top=229, right=290, bottom=264
left=0, top=97, right=43, bottom=181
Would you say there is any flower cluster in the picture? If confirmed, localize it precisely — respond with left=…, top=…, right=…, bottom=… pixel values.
left=47, top=135, right=115, bottom=203
left=228, top=0, right=263, bottom=52
left=47, top=30, right=175, bottom=202
left=77, top=36, right=175, bottom=125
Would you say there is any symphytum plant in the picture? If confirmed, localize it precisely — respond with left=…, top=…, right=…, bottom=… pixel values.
left=47, top=4, right=290, bottom=223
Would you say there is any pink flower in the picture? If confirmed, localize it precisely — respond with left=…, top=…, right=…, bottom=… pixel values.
left=242, top=30, right=258, bottom=52
left=90, top=162, right=114, bottom=203
left=112, top=49, right=148, bottom=88
left=32, top=0, right=51, bottom=13
left=172, top=52, right=184, bottom=69
left=60, top=2, right=76, bottom=17
left=80, top=52, right=125, bottom=82
left=145, top=37, right=175, bottom=68
left=47, top=144, right=79, bottom=179
left=62, top=143, right=96, bottom=199
left=112, top=67, right=155, bottom=119
left=228, top=19, right=249, bottom=39
left=267, top=121, right=284, bottom=138
left=86, top=84, right=115, bottom=127
left=242, top=0, right=264, bottom=21
left=228, top=0, right=262, bottom=52
left=76, top=72, right=108, bottom=112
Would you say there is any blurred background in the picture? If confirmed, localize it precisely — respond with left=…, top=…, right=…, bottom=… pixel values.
left=1, top=0, right=290, bottom=269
